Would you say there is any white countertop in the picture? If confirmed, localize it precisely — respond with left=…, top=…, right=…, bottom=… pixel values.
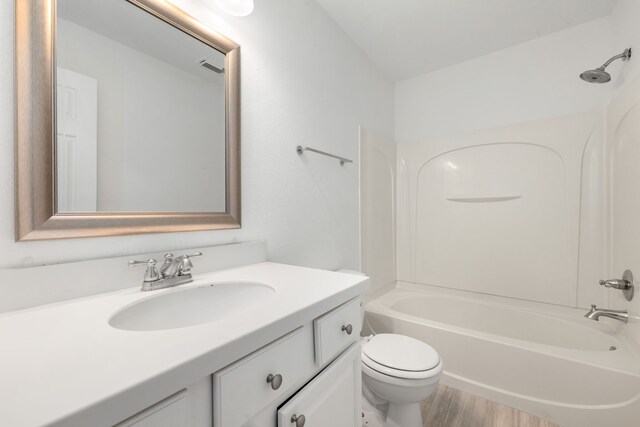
left=0, top=262, right=369, bottom=427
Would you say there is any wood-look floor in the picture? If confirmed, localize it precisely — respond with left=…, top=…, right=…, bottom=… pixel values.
left=421, top=384, right=561, bottom=427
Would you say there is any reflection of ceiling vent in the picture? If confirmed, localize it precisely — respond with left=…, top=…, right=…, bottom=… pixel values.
left=199, top=57, right=225, bottom=74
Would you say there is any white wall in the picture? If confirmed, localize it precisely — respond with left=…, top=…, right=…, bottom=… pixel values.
left=395, top=17, right=614, bottom=143
left=0, top=0, right=394, bottom=270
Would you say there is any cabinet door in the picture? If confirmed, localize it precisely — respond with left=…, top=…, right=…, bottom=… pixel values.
left=278, top=342, right=361, bottom=427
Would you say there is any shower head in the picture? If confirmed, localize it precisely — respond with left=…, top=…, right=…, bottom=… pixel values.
left=580, top=48, right=632, bottom=84
left=580, top=67, right=611, bottom=84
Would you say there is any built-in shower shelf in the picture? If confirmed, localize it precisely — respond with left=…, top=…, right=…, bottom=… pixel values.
left=446, top=196, right=522, bottom=203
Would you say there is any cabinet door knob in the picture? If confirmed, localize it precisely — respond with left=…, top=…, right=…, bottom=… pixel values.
left=266, top=373, right=283, bottom=390
left=291, top=414, right=306, bottom=427
left=341, top=324, right=353, bottom=335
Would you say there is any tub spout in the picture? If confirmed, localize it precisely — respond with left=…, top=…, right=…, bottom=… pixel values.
left=584, top=305, right=629, bottom=323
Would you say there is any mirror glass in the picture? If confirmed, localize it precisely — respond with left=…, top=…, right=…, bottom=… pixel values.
left=55, top=0, right=227, bottom=213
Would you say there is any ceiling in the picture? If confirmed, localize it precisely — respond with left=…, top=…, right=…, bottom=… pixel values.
left=315, top=0, right=619, bottom=81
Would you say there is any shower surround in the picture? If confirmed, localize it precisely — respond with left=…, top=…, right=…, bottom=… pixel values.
left=395, top=111, right=605, bottom=308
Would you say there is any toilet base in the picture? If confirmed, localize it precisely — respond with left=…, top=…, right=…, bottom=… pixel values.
left=362, top=388, right=424, bottom=427
left=362, top=407, right=386, bottom=427
left=362, top=392, right=387, bottom=427
left=386, top=402, right=423, bottom=427
left=361, top=402, right=423, bottom=427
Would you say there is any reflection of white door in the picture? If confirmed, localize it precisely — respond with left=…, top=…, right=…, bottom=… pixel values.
left=56, top=68, right=98, bottom=212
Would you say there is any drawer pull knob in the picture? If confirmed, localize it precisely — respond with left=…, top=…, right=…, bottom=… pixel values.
left=341, top=324, right=353, bottom=335
left=266, top=373, right=283, bottom=390
left=291, top=414, right=306, bottom=427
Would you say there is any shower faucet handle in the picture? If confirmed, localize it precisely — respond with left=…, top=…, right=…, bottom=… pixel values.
left=599, top=270, right=635, bottom=302
left=599, top=279, right=630, bottom=290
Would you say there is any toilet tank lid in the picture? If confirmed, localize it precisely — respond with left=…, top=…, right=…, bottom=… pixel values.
left=363, top=334, right=440, bottom=372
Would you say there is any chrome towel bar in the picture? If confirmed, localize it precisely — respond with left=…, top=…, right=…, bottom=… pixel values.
left=296, top=145, right=353, bottom=166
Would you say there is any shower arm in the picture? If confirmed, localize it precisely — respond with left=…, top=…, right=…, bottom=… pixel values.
left=599, top=49, right=632, bottom=69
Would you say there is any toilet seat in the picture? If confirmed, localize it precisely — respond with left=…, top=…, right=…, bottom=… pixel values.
left=362, top=353, right=442, bottom=380
left=362, top=334, right=441, bottom=380
left=362, top=356, right=442, bottom=387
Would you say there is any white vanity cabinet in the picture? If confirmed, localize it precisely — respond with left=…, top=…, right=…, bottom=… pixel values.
left=114, top=297, right=363, bottom=427
left=213, top=296, right=362, bottom=427
left=1, top=258, right=370, bottom=427
left=278, top=342, right=361, bottom=427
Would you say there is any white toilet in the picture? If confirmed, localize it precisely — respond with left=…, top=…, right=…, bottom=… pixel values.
left=336, top=270, right=442, bottom=427
left=361, top=334, right=443, bottom=427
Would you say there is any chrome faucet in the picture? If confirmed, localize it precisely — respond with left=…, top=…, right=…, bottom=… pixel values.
left=129, top=252, right=203, bottom=291
left=584, top=305, right=629, bottom=323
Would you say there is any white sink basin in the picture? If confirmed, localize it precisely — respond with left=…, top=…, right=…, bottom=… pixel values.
left=109, top=281, right=275, bottom=331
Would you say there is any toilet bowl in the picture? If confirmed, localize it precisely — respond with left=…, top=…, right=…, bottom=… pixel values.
left=361, top=334, right=443, bottom=427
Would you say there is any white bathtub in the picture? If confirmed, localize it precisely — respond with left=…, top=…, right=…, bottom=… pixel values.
left=364, top=282, right=640, bottom=427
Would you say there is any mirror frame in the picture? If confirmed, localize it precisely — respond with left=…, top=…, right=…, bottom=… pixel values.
left=15, top=0, right=241, bottom=241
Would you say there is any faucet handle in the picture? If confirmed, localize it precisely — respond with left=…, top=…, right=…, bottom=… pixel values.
left=176, top=252, right=202, bottom=276
left=599, top=279, right=631, bottom=290
left=185, top=252, right=203, bottom=259
left=599, top=270, right=635, bottom=302
left=128, top=258, right=160, bottom=283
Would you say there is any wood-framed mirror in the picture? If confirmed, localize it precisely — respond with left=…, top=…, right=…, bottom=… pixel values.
left=15, top=0, right=241, bottom=241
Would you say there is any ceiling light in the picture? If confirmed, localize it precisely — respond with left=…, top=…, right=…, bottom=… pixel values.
left=213, top=0, right=254, bottom=16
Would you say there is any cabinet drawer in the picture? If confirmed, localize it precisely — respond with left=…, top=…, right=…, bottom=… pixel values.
left=313, top=297, right=361, bottom=366
left=213, top=327, right=314, bottom=427
left=278, top=342, right=361, bottom=427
